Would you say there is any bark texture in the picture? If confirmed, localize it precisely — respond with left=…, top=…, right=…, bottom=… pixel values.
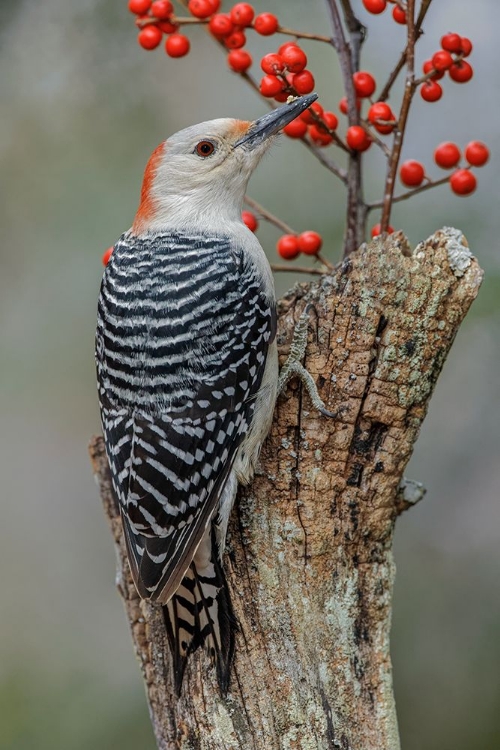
left=89, top=228, right=482, bottom=750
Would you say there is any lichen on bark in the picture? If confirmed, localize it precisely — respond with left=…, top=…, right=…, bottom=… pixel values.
left=90, top=228, right=482, bottom=750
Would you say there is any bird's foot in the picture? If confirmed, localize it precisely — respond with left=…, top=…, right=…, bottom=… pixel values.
left=278, top=304, right=341, bottom=419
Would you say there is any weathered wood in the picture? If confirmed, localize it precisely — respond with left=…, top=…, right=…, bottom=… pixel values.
left=90, top=228, right=482, bottom=750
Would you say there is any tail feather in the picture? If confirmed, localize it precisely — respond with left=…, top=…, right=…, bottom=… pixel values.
left=163, top=532, right=236, bottom=696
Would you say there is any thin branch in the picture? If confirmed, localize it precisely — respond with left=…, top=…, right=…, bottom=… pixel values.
left=380, top=0, right=416, bottom=232
left=378, top=0, right=433, bottom=102
left=244, top=195, right=335, bottom=272
left=339, top=0, right=366, bottom=70
left=324, top=0, right=364, bottom=257
left=367, top=174, right=450, bottom=211
left=276, top=25, right=333, bottom=44
left=244, top=195, right=296, bottom=235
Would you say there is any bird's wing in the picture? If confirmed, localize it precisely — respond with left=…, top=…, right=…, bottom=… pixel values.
left=97, top=231, right=276, bottom=603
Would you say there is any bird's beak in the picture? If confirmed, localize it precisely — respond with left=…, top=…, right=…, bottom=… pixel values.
left=234, top=93, right=318, bottom=150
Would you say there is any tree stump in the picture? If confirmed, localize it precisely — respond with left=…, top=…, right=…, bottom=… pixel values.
left=89, top=228, right=482, bottom=750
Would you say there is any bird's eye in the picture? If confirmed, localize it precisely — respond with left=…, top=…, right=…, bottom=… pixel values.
left=195, top=140, right=216, bottom=157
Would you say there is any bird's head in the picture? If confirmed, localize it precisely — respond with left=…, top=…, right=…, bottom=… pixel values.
left=132, top=93, right=317, bottom=235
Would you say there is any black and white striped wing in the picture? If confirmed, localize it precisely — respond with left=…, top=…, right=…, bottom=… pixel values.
left=96, top=231, right=275, bottom=603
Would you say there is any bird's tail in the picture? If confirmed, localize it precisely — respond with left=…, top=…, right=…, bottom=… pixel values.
left=163, top=530, right=236, bottom=696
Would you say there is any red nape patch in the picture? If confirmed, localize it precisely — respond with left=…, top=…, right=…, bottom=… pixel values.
left=132, top=142, right=165, bottom=234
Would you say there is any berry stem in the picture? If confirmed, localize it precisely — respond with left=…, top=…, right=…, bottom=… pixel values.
left=244, top=194, right=296, bottom=236
left=361, top=120, right=391, bottom=158
left=378, top=0, right=433, bottom=103
left=276, top=26, right=333, bottom=44
left=367, top=174, right=451, bottom=211
left=379, top=0, right=417, bottom=233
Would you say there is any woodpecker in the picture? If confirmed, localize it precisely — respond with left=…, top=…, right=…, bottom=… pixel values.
left=96, top=93, right=318, bottom=694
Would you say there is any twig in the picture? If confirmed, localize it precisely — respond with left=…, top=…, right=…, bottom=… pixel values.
left=324, top=0, right=364, bottom=257
left=367, top=174, right=450, bottom=211
left=244, top=195, right=335, bottom=272
left=244, top=195, right=296, bottom=235
left=380, top=0, right=417, bottom=232
left=339, top=0, right=366, bottom=70
left=276, top=26, right=333, bottom=44
left=378, top=0, right=433, bottom=102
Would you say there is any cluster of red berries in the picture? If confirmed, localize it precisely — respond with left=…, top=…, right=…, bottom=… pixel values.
left=129, top=1, right=284, bottom=63
left=129, top=0, right=188, bottom=56
left=242, top=211, right=323, bottom=262
left=258, top=42, right=315, bottom=100
left=420, top=33, right=473, bottom=102
left=398, top=140, right=489, bottom=196
left=362, top=0, right=410, bottom=24
left=276, top=231, right=323, bottom=260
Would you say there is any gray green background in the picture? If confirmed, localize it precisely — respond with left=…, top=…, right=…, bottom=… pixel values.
left=1, top=1, right=499, bottom=748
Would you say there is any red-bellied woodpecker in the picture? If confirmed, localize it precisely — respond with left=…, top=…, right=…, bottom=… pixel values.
left=96, top=93, right=318, bottom=694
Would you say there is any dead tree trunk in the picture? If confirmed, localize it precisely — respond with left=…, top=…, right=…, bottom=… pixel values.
left=89, top=228, right=482, bottom=750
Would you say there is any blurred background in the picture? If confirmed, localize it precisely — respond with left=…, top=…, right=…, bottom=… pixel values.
left=1, top=1, right=498, bottom=748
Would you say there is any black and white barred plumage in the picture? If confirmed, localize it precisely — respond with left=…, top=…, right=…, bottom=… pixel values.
left=96, top=230, right=276, bottom=692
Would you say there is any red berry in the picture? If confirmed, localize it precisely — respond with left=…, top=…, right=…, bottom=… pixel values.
left=227, top=48, right=252, bottom=72
left=346, top=126, right=372, bottom=152
left=281, top=45, right=307, bottom=73
left=371, top=224, right=394, bottom=238
left=460, top=37, right=473, bottom=57
left=274, top=91, right=289, bottom=103
left=320, top=112, right=339, bottom=132
left=102, top=247, right=113, bottom=265
left=450, top=169, right=476, bottom=195
left=300, top=102, right=324, bottom=124
left=230, top=3, right=254, bottom=27
left=464, top=141, right=489, bottom=167
left=165, top=33, right=190, bottom=57
left=158, top=19, right=178, bottom=32
left=400, top=160, right=425, bottom=187
left=339, top=96, right=361, bottom=115
left=242, top=210, right=258, bottom=232
left=309, top=125, right=333, bottom=146
left=432, top=50, right=454, bottom=71
left=128, top=0, right=151, bottom=14
left=440, top=33, right=462, bottom=53
left=151, top=0, right=173, bottom=18
left=420, top=80, right=443, bottom=102
left=209, top=13, right=234, bottom=37
left=277, top=235, right=300, bottom=260
left=434, top=142, right=461, bottom=169
left=254, top=12, right=279, bottom=35
left=292, top=70, right=315, bottom=95
left=449, top=60, right=473, bottom=83
left=367, top=102, right=392, bottom=123
left=260, top=53, right=284, bottom=75
left=392, top=6, right=406, bottom=24
left=353, top=71, right=376, bottom=98
left=225, top=30, right=246, bottom=48
left=298, top=231, right=323, bottom=255
left=283, top=119, right=308, bottom=139
left=422, top=59, right=444, bottom=81
left=188, top=0, right=214, bottom=18
left=367, top=101, right=395, bottom=134
left=138, top=25, right=163, bottom=49
left=362, top=0, right=386, bottom=13
left=278, top=41, right=298, bottom=55
left=259, top=74, right=284, bottom=97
